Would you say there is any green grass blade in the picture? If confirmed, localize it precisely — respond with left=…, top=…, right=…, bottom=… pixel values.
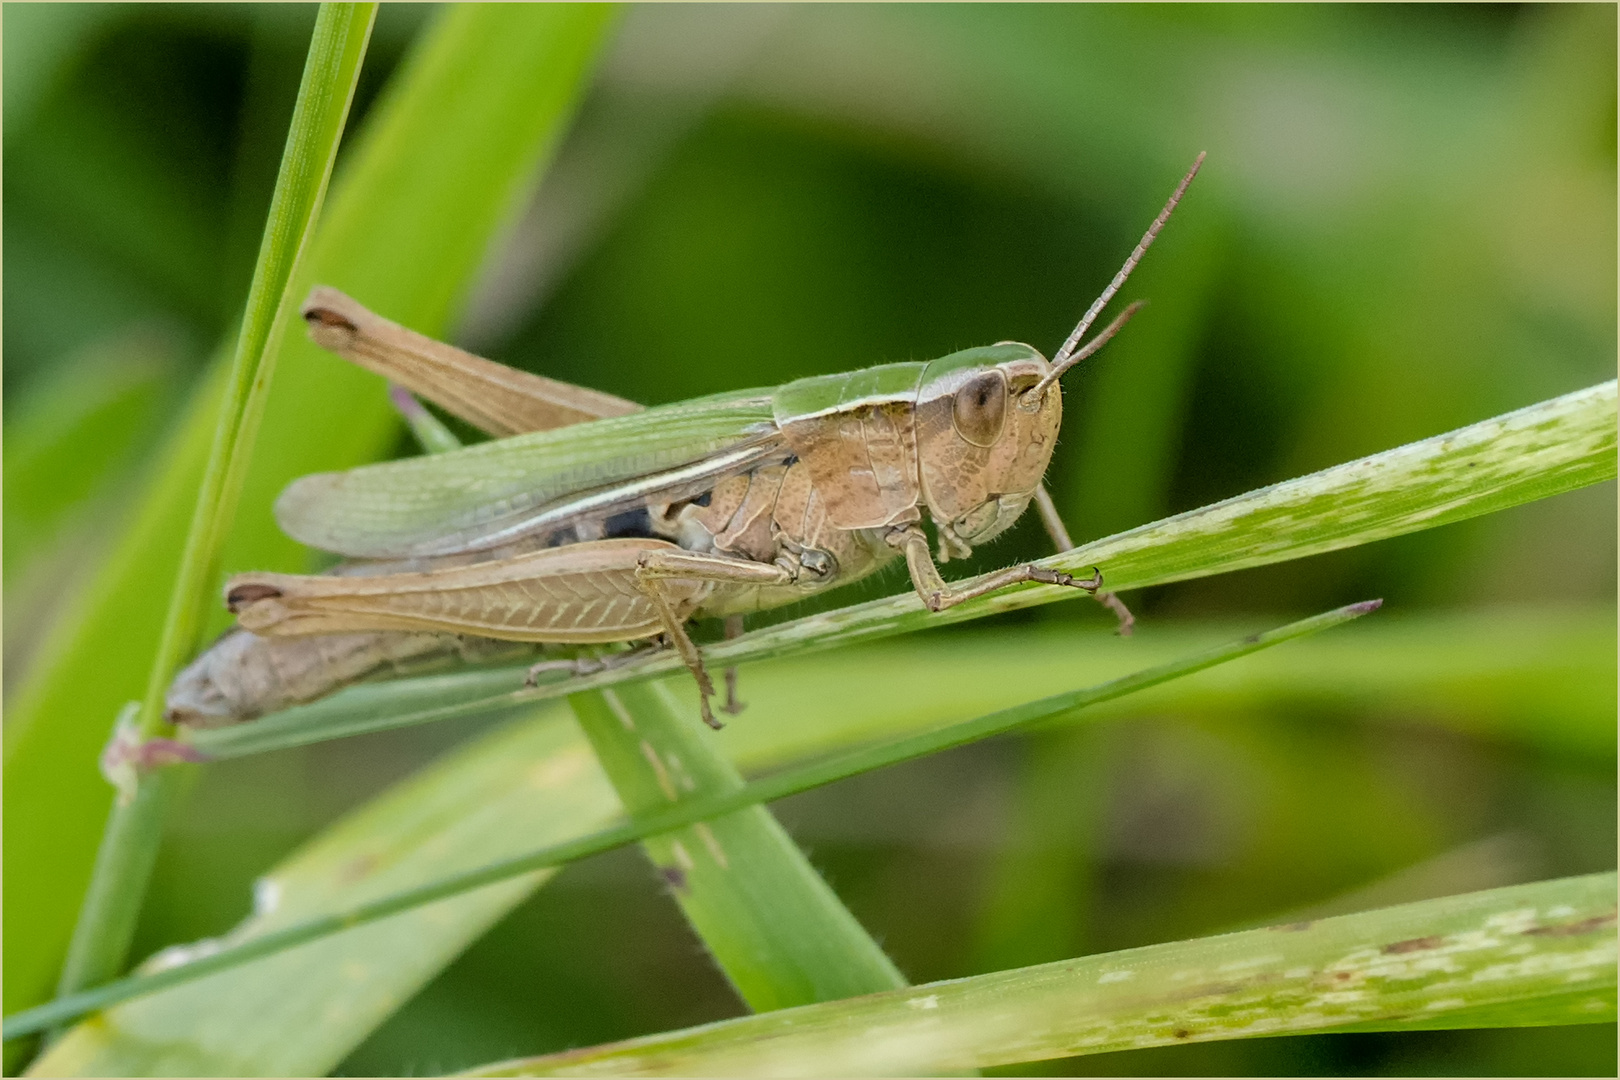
left=5, top=604, right=1372, bottom=1043
left=2, top=331, right=178, bottom=715
left=184, top=601, right=1618, bottom=771
left=711, top=603, right=1619, bottom=772
left=143, top=3, right=378, bottom=734
left=28, top=706, right=622, bottom=1077
left=571, top=684, right=907, bottom=1010
left=54, top=1, right=378, bottom=1010
left=2, top=2, right=619, bottom=1028
left=463, top=873, right=1617, bottom=1077
left=729, top=380, right=1617, bottom=663
left=183, top=380, right=1617, bottom=759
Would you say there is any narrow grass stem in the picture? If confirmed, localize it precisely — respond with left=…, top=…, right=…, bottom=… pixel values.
left=52, top=2, right=377, bottom=1010
left=141, top=1, right=376, bottom=745
left=5, top=600, right=1375, bottom=1039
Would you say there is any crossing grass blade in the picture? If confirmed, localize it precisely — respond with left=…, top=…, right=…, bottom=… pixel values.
left=571, top=684, right=907, bottom=1010
left=51, top=0, right=379, bottom=1019
left=7, top=603, right=1374, bottom=1047
left=462, top=872, right=1617, bottom=1077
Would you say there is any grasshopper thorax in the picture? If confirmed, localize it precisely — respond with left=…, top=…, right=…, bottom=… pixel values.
left=915, top=343, right=1061, bottom=558
left=770, top=343, right=1061, bottom=546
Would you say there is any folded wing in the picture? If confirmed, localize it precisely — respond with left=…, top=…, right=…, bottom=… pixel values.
left=276, top=389, right=784, bottom=558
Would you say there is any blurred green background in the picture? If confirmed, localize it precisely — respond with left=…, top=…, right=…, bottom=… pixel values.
left=4, top=3, right=1614, bottom=1075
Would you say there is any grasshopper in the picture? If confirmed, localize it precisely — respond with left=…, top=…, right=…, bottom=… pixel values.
left=167, top=155, right=1202, bottom=730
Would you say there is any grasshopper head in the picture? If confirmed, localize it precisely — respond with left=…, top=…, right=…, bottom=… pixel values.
left=915, top=152, right=1208, bottom=558
left=911, top=152, right=1202, bottom=560
left=915, top=344, right=1062, bottom=558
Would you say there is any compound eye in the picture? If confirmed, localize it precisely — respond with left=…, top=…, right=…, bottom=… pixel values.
left=951, top=371, right=1008, bottom=447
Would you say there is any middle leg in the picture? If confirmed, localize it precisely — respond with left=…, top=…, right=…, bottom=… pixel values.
left=634, top=548, right=793, bottom=728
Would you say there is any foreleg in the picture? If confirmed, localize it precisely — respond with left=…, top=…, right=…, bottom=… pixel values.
left=885, top=523, right=1101, bottom=613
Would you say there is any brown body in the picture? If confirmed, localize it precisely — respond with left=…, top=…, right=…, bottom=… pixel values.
left=168, top=452, right=899, bottom=725
left=171, top=627, right=535, bottom=726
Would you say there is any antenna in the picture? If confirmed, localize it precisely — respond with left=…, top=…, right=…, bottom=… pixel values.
left=1031, top=151, right=1205, bottom=399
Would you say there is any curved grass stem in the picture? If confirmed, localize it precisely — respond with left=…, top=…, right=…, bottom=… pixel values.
left=52, top=0, right=378, bottom=1019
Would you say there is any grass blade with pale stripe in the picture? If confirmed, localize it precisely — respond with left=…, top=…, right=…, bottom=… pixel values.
left=52, top=0, right=378, bottom=1017
left=464, top=873, right=1617, bottom=1077
left=185, top=380, right=1618, bottom=759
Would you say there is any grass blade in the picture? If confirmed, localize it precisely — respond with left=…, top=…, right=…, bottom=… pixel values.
left=731, top=380, right=1617, bottom=662
left=714, top=604, right=1619, bottom=771
left=12, top=4, right=621, bottom=1070
left=464, top=873, right=1617, bottom=1077
left=183, top=380, right=1617, bottom=759
left=2, top=330, right=177, bottom=623
left=5, top=602, right=1374, bottom=1042
left=53, top=0, right=378, bottom=1009
left=571, top=684, right=907, bottom=1010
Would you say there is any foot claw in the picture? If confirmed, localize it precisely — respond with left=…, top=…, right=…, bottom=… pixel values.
left=524, top=659, right=576, bottom=687
left=1034, top=565, right=1101, bottom=593
left=101, top=704, right=209, bottom=804
left=698, top=698, right=724, bottom=730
